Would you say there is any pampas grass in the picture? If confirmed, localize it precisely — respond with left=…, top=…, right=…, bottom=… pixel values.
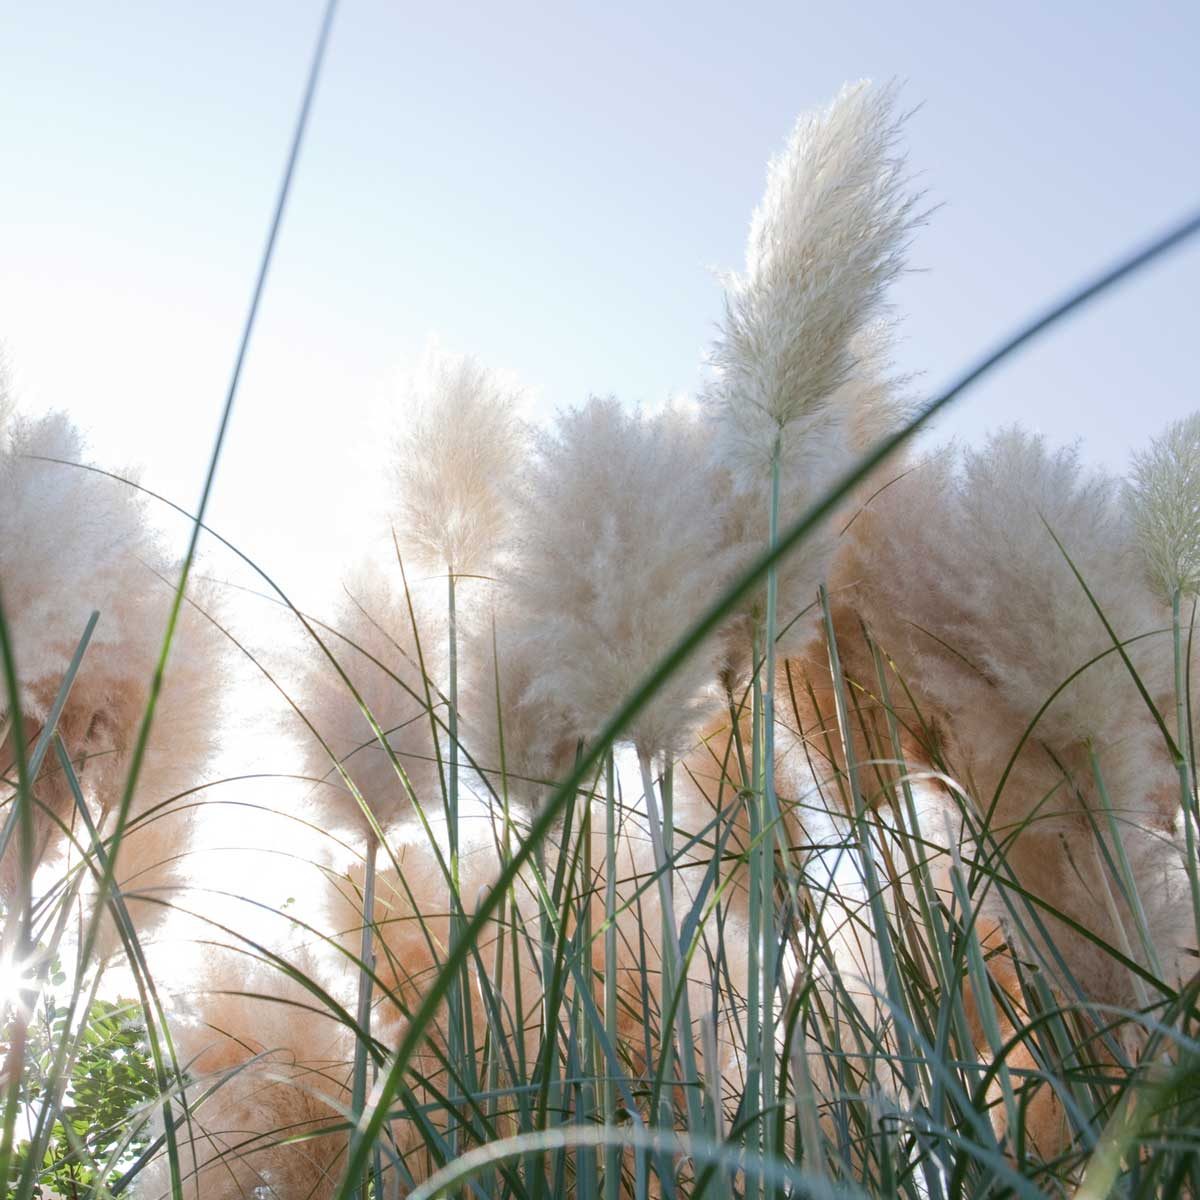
left=7, top=67, right=1200, bottom=1200
left=391, top=345, right=527, bottom=581
left=1129, top=411, right=1200, bottom=601
left=705, top=80, right=921, bottom=484
left=700, top=83, right=922, bottom=1184
left=134, top=945, right=353, bottom=1200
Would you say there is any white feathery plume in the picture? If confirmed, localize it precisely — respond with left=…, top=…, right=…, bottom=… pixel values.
left=0, top=407, right=226, bottom=904
left=702, top=80, right=921, bottom=679
left=910, top=432, right=1160, bottom=746
left=461, top=598, right=579, bottom=811
left=713, top=324, right=912, bottom=681
left=510, top=397, right=731, bottom=761
left=392, top=344, right=528, bottom=577
left=705, top=80, right=921, bottom=482
left=836, top=320, right=917, bottom=458
left=1128, top=411, right=1200, bottom=601
left=0, top=348, right=14, bottom=431
left=296, top=556, right=443, bottom=835
left=841, top=429, right=1167, bottom=773
left=827, top=427, right=1191, bottom=1002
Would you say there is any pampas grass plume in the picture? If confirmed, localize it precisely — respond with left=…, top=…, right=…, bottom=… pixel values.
left=392, top=344, right=527, bottom=577
left=0, top=405, right=226, bottom=898
left=511, top=397, right=730, bottom=760
left=825, top=427, right=1190, bottom=1001
left=136, top=946, right=352, bottom=1200
left=1128, top=410, right=1200, bottom=600
left=706, top=80, right=920, bottom=480
left=297, top=558, right=443, bottom=834
left=703, top=81, right=921, bottom=676
left=461, top=599, right=579, bottom=810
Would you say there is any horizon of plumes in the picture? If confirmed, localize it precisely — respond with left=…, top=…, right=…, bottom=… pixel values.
left=705, top=79, right=922, bottom=483
left=507, top=397, right=733, bottom=761
left=1128, top=410, right=1200, bottom=601
left=6, top=66, right=1199, bottom=1198
left=391, top=344, right=528, bottom=578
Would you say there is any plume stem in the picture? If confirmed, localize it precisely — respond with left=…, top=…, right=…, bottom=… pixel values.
left=603, top=749, right=620, bottom=1200
left=350, top=831, right=378, bottom=1200
left=760, top=438, right=781, bottom=1191
left=1172, top=588, right=1200, bottom=949
left=745, top=633, right=763, bottom=1200
left=636, top=751, right=706, bottom=1161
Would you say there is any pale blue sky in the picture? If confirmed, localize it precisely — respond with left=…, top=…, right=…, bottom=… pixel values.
left=2, top=1, right=1198, bottom=604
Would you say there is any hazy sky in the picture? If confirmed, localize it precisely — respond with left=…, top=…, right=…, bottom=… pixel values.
left=2, top=1, right=1198, bottom=608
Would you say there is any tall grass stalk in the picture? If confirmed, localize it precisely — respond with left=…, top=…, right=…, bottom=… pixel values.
left=1171, top=587, right=1200, bottom=946
left=760, top=440, right=781, bottom=1199
left=745, top=632, right=763, bottom=1200
left=320, top=204, right=1200, bottom=1196
left=350, top=832, right=377, bottom=1200
left=603, top=749, right=619, bottom=1200
left=1089, top=747, right=1164, bottom=982
left=636, top=754, right=707, bottom=1160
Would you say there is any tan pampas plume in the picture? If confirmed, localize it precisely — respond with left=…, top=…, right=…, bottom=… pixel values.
left=705, top=80, right=921, bottom=483
left=391, top=343, right=528, bottom=579
left=703, top=81, right=922, bottom=678
left=134, top=945, right=354, bottom=1200
left=1128, top=410, right=1200, bottom=602
left=295, top=557, right=444, bottom=835
left=509, top=397, right=731, bottom=762
left=820, top=427, right=1189, bottom=1004
left=0, top=401, right=226, bottom=916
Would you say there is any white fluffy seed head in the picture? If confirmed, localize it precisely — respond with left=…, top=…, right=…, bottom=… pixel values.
left=136, top=946, right=352, bottom=1200
left=295, top=557, right=444, bottom=836
left=508, top=397, right=731, bottom=760
left=713, top=323, right=912, bottom=684
left=1127, top=411, right=1200, bottom=601
left=0, top=349, right=14, bottom=432
left=827, top=427, right=1190, bottom=1004
left=461, top=598, right=580, bottom=811
left=392, top=345, right=527, bottom=577
left=841, top=427, right=1168, bottom=754
left=706, top=80, right=921, bottom=482
left=0, top=408, right=226, bottom=898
